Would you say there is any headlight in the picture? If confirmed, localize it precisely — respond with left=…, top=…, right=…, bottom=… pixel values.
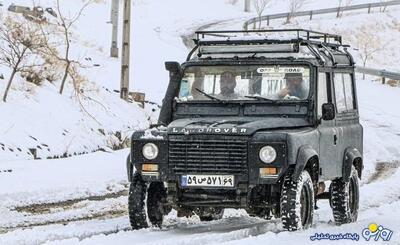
left=142, top=143, right=159, bottom=160
left=259, top=146, right=277, bottom=163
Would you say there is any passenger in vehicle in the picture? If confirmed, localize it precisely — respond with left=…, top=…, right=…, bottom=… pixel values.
left=191, top=77, right=206, bottom=100
left=277, top=73, right=308, bottom=100
left=219, top=71, right=239, bottom=99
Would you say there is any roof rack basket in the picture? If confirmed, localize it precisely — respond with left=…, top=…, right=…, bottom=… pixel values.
left=186, top=29, right=349, bottom=62
left=194, top=29, right=343, bottom=47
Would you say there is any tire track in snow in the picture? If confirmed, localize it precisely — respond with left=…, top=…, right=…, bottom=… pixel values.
left=13, top=190, right=127, bottom=215
left=0, top=209, right=127, bottom=234
left=366, top=161, right=400, bottom=184
left=0, top=191, right=128, bottom=234
left=50, top=216, right=283, bottom=245
left=0, top=216, right=132, bottom=245
left=359, top=160, right=400, bottom=212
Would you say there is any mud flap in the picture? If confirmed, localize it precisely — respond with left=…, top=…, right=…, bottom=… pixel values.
left=126, top=154, right=133, bottom=182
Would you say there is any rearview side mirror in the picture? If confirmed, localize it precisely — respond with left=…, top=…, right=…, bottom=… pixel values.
left=322, top=103, right=335, bottom=121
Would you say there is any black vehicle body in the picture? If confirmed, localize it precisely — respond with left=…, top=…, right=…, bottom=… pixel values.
left=127, top=29, right=363, bottom=229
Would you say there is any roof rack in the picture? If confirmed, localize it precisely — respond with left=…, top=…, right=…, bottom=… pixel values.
left=194, top=29, right=343, bottom=46
left=186, top=29, right=349, bottom=62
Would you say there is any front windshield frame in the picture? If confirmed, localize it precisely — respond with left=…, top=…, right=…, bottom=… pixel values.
left=176, top=62, right=314, bottom=103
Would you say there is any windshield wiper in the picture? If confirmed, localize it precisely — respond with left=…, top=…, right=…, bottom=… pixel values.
left=195, top=88, right=225, bottom=103
left=244, top=95, right=275, bottom=102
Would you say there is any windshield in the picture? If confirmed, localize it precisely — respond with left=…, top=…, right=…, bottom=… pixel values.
left=178, top=65, right=310, bottom=102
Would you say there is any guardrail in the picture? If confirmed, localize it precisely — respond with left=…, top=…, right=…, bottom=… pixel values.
left=243, top=0, right=400, bottom=30
left=356, top=67, right=400, bottom=84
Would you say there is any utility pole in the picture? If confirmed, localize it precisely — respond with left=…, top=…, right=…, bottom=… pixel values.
left=244, top=0, right=251, bottom=12
left=120, top=0, right=131, bottom=100
left=110, top=0, right=119, bottom=58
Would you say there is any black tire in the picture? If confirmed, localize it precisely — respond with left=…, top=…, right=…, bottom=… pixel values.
left=147, top=182, right=167, bottom=227
left=199, top=209, right=224, bottom=221
left=330, top=166, right=359, bottom=225
left=128, top=173, right=148, bottom=230
left=280, top=169, right=314, bottom=231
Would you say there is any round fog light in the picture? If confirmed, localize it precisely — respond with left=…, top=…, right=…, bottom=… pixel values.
left=259, top=146, right=277, bottom=163
left=142, top=143, right=159, bottom=160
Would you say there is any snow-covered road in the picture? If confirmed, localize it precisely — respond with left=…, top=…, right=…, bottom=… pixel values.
left=1, top=0, right=399, bottom=244
left=0, top=80, right=399, bottom=245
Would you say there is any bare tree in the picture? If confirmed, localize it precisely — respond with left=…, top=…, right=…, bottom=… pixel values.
left=348, top=24, right=382, bottom=79
left=380, top=0, right=389, bottom=12
left=32, top=0, right=106, bottom=124
left=253, top=0, right=272, bottom=29
left=337, top=0, right=343, bottom=17
left=337, top=0, right=352, bottom=18
left=0, top=17, right=46, bottom=102
left=286, top=0, right=308, bottom=23
left=38, top=0, right=94, bottom=95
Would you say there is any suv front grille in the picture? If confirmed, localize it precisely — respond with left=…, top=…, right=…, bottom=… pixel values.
left=168, top=135, right=248, bottom=175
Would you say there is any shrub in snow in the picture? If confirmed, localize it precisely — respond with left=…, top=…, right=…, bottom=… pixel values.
left=35, top=0, right=99, bottom=95
left=387, top=79, right=399, bottom=87
left=286, top=0, right=308, bottom=23
left=345, top=23, right=384, bottom=78
left=0, top=16, right=48, bottom=101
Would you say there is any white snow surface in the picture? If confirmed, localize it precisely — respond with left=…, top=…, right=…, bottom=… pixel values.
left=0, top=80, right=399, bottom=245
left=1, top=0, right=400, bottom=244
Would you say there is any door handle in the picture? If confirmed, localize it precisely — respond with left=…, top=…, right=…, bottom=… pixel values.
left=334, top=135, right=337, bottom=145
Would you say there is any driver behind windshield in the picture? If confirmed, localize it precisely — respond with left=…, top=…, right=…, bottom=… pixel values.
left=219, top=71, right=239, bottom=99
left=278, top=73, right=308, bottom=100
left=191, top=77, right=206, bottom=100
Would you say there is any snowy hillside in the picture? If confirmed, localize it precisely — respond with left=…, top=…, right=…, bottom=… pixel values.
left=196, top=1, right=400, bottom=73
left=0, top=1, right=150, bottom=161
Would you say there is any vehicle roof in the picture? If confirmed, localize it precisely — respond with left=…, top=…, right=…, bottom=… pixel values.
left=186, top=29, right=354, bottom=68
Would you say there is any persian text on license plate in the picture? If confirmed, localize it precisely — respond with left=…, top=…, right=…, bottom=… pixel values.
left=181, top=175, right=234, bottom=187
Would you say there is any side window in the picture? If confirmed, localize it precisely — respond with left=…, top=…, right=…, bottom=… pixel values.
left=343, top=74, right=355, bottom=110
left=317, top=73, right=328, bottom=117
left=334, top=74, right=346, bottom=113
left=334, top=73, right=355, bottom=113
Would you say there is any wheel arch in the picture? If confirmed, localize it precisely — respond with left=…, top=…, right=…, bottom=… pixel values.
left=293, top=145, right=319, bottom=183
left=343, top=147, right=363, bottom=181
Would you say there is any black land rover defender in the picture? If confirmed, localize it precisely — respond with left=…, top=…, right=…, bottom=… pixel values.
left=126, top=29, right=363, bottom=231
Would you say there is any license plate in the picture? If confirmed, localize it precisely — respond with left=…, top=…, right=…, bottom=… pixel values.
left=181, top=175, right=234, bottom=187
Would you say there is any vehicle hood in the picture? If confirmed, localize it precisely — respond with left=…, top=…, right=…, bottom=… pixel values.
left=167, top=117, right=312, bottom=136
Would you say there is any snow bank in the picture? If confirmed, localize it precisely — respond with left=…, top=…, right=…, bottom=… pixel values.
left=0, top=78, right=148, bottom=161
